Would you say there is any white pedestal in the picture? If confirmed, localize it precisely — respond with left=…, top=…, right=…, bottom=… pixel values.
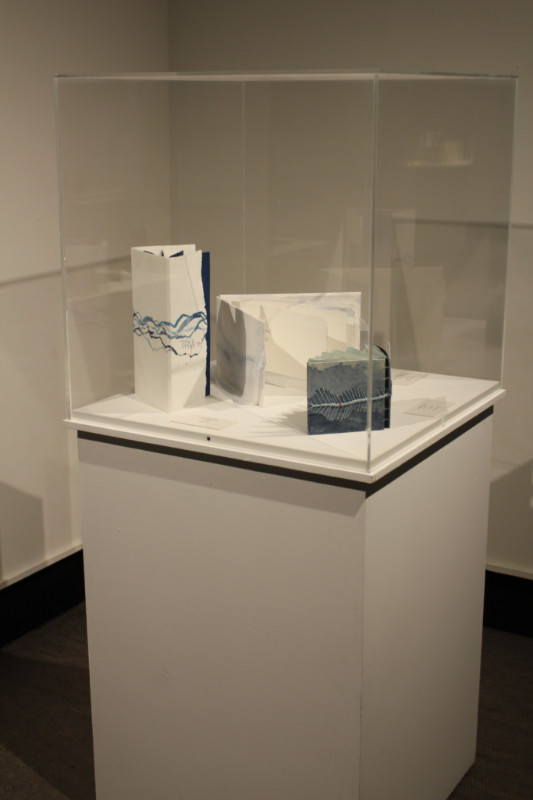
left=78, top=412, right=493, bottom=800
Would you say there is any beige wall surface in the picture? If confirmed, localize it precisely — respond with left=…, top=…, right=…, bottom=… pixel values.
left=169, top=0, right=533, bottom=577
left=0, top=0, right=168, bottom=586
left=1, top=0, right=531, bottom=586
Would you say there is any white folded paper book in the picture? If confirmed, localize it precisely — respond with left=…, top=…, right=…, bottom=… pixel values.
left=216, top=292, right=361, bottom=405
left=131, top=245, right=210, bottom=411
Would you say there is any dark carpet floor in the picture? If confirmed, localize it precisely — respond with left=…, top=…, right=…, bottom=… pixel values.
left=0, top=604, right=531, bottom=799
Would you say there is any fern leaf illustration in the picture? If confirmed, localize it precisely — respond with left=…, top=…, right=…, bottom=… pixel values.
left=308, top=386, right=388, bottom=422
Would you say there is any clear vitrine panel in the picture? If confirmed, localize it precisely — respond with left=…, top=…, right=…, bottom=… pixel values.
left=56, top=72, right=515, bottom=480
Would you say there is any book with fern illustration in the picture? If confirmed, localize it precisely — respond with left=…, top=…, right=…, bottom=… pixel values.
left=307, top=346, right=391, bottom=434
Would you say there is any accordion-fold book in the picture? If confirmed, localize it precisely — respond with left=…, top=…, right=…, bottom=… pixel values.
left=131, top=245, right=210, bottom=411
left=216, top=292, right=362, bottom=405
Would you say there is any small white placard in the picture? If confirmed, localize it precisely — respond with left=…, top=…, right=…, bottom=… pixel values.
left=392, top=371, right=428, bottom=386
left=171, top=414, right=237, bottom=431
left=405, top=398, right=451, bottom=418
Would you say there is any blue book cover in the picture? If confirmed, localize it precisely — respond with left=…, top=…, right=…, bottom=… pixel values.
left=307, top=346, right=391, bottom=435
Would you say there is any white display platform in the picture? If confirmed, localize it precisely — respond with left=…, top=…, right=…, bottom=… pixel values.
left=78, top=410, right=493, bottom=800
left=69, top=369, right=503, bottom=482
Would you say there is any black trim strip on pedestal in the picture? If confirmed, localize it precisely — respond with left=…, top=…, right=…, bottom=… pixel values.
left=78, top=406, right=494, bottom=496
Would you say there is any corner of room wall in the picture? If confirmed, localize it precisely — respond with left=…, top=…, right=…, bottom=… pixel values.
left=0, top=0, right=171, bottom=589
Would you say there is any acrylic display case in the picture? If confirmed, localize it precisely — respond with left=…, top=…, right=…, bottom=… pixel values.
left=55, top=71, right=516, bottom=481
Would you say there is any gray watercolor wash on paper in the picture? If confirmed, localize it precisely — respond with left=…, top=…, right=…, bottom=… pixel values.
left=307, top=346, right=391, bottom=435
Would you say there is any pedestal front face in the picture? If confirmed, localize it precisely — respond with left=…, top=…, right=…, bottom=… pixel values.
left=78, top=414, right=493, bottom=800
left=79, top=438, right=367, bottom=800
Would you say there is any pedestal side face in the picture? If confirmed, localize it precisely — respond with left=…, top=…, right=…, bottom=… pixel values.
left=360, top=416, right=493, bottom=800
left=78, top=438, right=367, bottom=800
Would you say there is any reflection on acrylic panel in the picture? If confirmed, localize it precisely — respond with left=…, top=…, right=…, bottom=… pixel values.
left=131, top=245, right=210, bottom=412
left=307, top=346, right=391, bottom=435
left=215, top=298, right=267, bottom=405
left=216, top=292, right=362, bottom=405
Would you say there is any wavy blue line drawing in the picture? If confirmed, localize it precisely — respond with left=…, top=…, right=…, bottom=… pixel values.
left=133, top=310, right=207, bottom=357
left=143, top=249, right=184, bottom=258
left=308, top=386, right=389, bottom=422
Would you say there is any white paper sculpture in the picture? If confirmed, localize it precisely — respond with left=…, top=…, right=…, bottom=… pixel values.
left=216, top=292, right=361, bottom=405
left=131, top=245, right=210, bottom=411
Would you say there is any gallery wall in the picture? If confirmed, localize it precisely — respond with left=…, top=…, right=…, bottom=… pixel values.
left=0, top=0, right=168, bottom=587
left=0, top=0, right=531, bottom=590
left=169, top=0, right=533, bottom=578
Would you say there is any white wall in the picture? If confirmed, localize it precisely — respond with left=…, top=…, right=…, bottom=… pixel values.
left=0, top=0, right=169, bottom=587
left=1, top=0, right=531, bottom=588
left=169, top=0, right=533, bottom=578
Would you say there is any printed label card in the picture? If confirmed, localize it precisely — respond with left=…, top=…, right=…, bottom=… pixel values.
left=405, top=398, right=451, bottom=418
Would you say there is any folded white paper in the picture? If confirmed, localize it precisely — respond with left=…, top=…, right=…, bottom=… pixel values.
left=131, top=245, right=210, bottom=411
left=216, top=292, right=361, bottom=404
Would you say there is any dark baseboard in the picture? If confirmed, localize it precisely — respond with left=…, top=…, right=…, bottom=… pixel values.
left=484, top=569, right=533, bottom=638
left=1, top=556, right=530, bottom=648
left=0, top=551, right=85, bottom=647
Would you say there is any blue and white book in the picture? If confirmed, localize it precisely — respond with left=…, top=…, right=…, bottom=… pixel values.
left=131, top=245, right=210, bottom=411
left=307, top=346, right=391, bottom=435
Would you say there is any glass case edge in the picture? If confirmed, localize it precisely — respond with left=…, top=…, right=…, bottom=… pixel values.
left=53, top=78, right=73, bottom=421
